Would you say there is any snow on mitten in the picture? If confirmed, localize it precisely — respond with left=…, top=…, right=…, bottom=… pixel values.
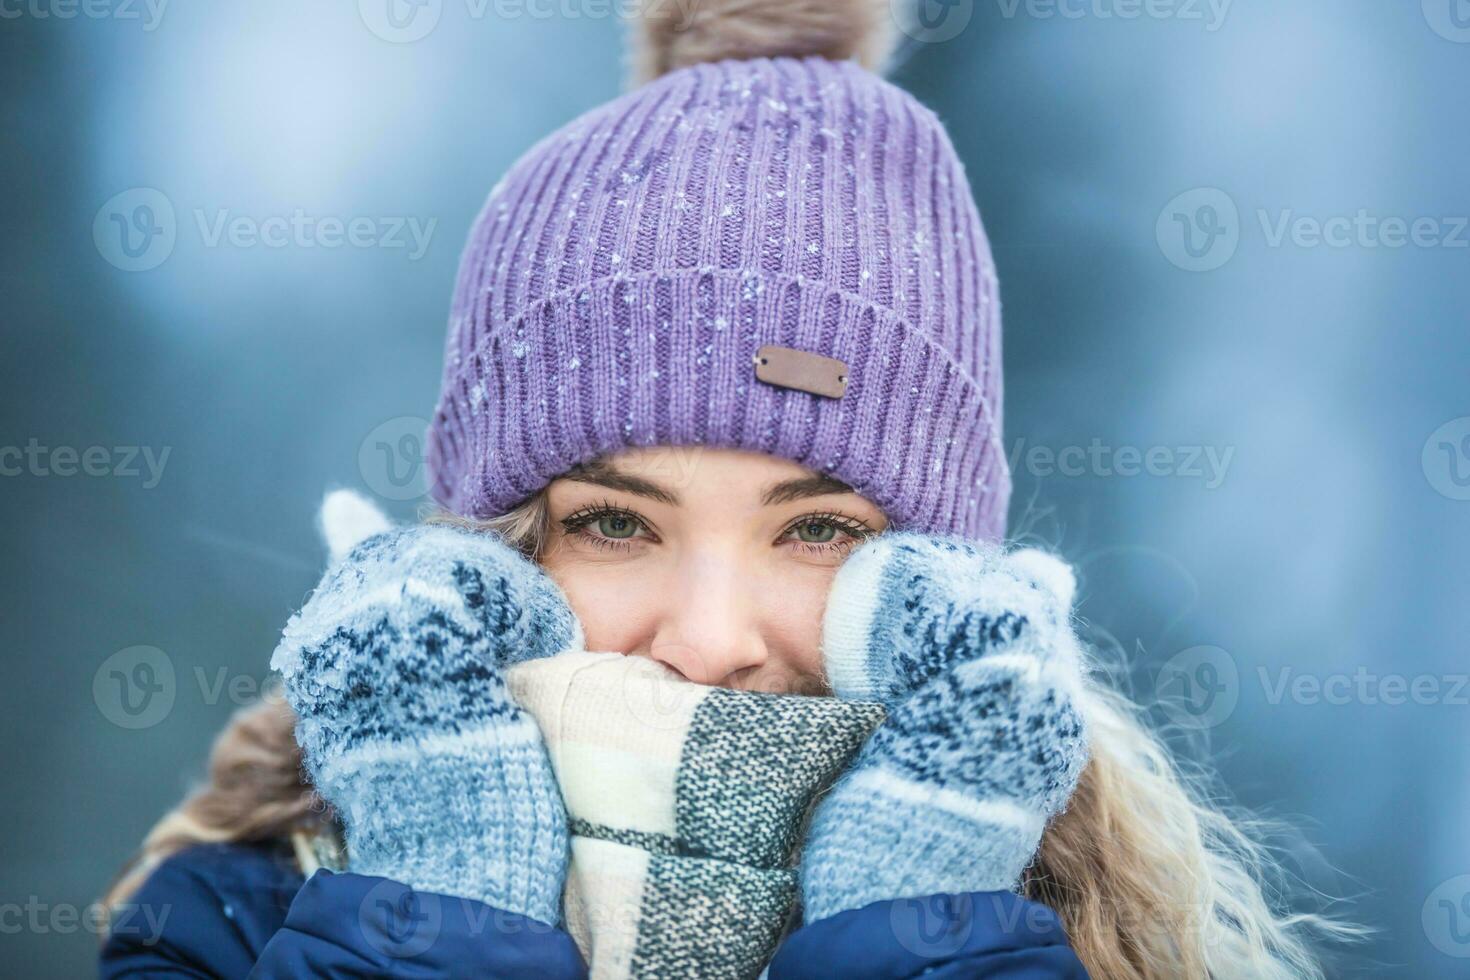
left=507, top=652, right=884, bottom=979
left=270, top=492, right=584, bottom=925
left=801, top=532, right=1091, bottom=923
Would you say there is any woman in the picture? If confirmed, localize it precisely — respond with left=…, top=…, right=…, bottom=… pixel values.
left=100, top=1, right=1354, bottom=976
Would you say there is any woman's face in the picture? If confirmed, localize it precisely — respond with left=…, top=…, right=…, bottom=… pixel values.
left=538, top=446, right=890, bottom=694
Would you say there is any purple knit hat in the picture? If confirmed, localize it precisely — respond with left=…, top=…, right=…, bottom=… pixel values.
left=426, top=48, right=1008, bottom=540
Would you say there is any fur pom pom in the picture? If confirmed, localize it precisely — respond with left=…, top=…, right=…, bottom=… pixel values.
left=629, top=0, right=898, bottom=84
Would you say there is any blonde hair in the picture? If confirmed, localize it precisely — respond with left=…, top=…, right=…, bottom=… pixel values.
left=103, top=488, right=1364, bottom=976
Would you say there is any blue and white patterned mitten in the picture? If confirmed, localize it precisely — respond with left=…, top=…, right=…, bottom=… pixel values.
left=800, top=532, right=1091, bottom=923
left=270, top=496, right=584, bottom=925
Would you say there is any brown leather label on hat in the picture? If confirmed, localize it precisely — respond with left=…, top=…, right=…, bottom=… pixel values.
left=752, top=345, right=848, bottom=399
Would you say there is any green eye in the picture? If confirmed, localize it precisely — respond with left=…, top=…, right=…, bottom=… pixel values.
left=794, top=521, right=837, bottom=544
left=597, top=514, right=639, bottom=539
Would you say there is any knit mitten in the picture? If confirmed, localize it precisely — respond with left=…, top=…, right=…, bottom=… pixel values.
left=270, top=516, right=584, bottom=925
left=800, top=532, right=1091, bottom=923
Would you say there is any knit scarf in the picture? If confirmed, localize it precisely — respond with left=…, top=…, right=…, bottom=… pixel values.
left=507, top=652, right=884, bottom=979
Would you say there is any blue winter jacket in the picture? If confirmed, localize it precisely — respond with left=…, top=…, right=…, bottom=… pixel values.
left=100, top=840, right=1089, bottom=978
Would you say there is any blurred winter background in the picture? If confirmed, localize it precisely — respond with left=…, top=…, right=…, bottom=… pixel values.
left=2, top=0, right=1466, bottom=975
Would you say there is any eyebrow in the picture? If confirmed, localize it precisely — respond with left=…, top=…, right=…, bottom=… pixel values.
left=562, top=460, right=681, bottom=505
left=761, top=474, right=857, bottom=507
left=561, top=459, right=857, bottom=508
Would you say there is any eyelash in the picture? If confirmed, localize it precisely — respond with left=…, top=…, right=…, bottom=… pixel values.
left=557, top=499, right=876, bottom=556
left=780, top=511, right=878, bottom=556
left=556, top=500, right=650, bottom=554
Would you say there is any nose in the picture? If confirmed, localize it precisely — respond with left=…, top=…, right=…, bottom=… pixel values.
left=646, top=550, right=768, bottom=687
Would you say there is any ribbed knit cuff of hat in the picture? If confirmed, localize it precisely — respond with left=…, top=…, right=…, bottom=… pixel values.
left=428, top=266, right=1009, bottom=542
